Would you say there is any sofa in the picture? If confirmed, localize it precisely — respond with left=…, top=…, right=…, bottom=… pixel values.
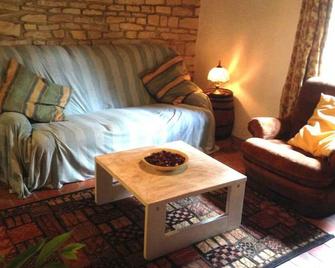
left=0, top=42, right=216, bottom=198
left=241, top=77, right=335, bottom=218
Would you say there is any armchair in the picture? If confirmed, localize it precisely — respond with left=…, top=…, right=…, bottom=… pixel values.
left=241, top=78, right=335, bottom=218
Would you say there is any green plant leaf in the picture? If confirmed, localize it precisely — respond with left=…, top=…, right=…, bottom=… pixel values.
left=35, top=232, right=71, bottom=267
left=7, top=239, right=46, bottom=268
left=0, top=255, right=5, bottom=264
left=43, top=261, right=67, bottom=268
left=60, top=243, right=85, bottom=260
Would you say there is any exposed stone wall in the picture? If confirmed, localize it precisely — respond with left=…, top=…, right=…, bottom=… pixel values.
left=0, top=0, right=200, bottom=73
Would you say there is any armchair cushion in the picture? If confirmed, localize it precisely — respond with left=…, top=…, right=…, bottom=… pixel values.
left=288, top=93, right=335, bottom=157
left=242, top=137, right=335, bottom=188
left=248, top=117, right=286, bottom=139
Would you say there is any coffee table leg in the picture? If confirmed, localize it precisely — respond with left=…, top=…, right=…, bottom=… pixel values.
left=144, top=203, right=166, bottom=260
left=95, top=163, right=132, bottom=205
left=143, top=181, right=246, bottom=260
left=226, top=181, right=246, bottom=228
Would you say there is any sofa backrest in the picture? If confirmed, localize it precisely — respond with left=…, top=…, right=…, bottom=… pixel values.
left=289, top=77, right=335, bottom=137
left=0, top=43, right=175, bottom=115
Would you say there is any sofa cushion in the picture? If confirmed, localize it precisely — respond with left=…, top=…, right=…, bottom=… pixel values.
left=242, top=137, right=335, bottom=188
left=29, top=103, right=214, bottom=188
left=0, top=59, right=71, bottom=122
left=141, top=55, right=200, bottom=104
left=288, top=93, right=335, bottom=157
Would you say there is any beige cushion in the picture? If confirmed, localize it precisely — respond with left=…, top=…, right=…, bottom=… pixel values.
left=288, top=93, right=335, bottom=157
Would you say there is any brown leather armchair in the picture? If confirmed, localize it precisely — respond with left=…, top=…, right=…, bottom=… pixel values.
left=241, top=77, right=335, bottom=218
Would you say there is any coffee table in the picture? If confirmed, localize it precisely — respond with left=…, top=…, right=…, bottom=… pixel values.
left=95, top=141, right=246, bottom=260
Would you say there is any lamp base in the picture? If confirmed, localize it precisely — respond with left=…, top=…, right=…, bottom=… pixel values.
left=204, top=88, right=233, bottom=96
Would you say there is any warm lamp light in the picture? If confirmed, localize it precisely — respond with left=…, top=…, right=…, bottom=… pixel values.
left=207, top=61, right=230, bottom=88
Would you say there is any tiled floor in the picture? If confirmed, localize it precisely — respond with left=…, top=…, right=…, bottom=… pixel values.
left=1, top=138, right=335, bottom=267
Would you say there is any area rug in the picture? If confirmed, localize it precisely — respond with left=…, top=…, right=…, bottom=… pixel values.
left=0, top=188, right=333, bottom=268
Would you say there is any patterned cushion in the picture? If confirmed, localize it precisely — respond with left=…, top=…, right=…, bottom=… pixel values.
left=141, top=55, right=201, bottom=104
left=0, top=59, right=71, bottom=122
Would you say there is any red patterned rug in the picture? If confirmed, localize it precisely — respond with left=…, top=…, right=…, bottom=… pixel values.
left=0, top=187, right=333, bottom=268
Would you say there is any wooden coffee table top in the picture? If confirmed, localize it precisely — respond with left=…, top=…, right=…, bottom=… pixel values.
left=96, top=141, right=246, bottom=206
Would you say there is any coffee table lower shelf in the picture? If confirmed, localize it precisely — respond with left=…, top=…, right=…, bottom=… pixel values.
left=95, top=163, right=246, bottom=260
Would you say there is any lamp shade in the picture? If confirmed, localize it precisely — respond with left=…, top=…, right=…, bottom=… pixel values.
left=207, top=61, right=230, bottom=84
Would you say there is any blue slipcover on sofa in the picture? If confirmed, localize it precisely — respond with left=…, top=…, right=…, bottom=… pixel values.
left=0, top=42, right=216, bottom=198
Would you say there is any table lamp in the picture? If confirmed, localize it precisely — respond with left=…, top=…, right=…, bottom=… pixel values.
left=208, top=60, right=229, bottom=88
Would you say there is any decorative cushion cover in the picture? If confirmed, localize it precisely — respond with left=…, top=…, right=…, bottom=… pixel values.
left=0, top=59, right=71, bottom=122
left=141, top=55, right=201, bottom=104
left=288, top=93, right=335, bottom=157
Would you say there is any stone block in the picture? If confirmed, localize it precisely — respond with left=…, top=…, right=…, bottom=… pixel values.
left=24, top=24, right=37, bottom=30
left=148, top=15, right=159, bottom=25
left=183, top=0, right=200, bottom=6
left=0, top=39, right=31, bottom=46
left=127, top=5, right=140, bottom=12
left=21, top=14, right=47, bottom=23
left=172, top=7, right=193, bottom=16
left=88, top=31, right=102, bottom=39
left=178, top=33, right=196, bottom=41
left=138, top=31, right=156, bottom=39
left=89, top=4, right=106, bottom=10
left=0, top=2, right=20, bottom=11
left=63, top=8, right=81, bottom=15
left=160, top=32, right=179, bottom=40
left=62, top=23, right=81, bottom=30
left=38, top=24, right=60, bottom=30
left=126, top=17, right=136, bottom=23
left=103, top=32, right=124, bottom=38
left=141, top=5, right=155, bottom=13
left=49, top=14, right=73, bottom=23
left=106, top=16, right=126, bottom=23
left=25, top=31, right=52, bottom=39
left=70, top=2, right=87, bottom=8
left=70, top=30, right=87, bottom=40
left=82, top=23, right=107, bottom=31
left=116, top=0, right=144, bottom=4
left=0, top=21, right=20, bottom=37
left=156, top=6, right=171, bottom=15
left=49, top=8, right=61, bottom=13
left=53, top=29, right=65, bottom=38
left=167, top=0, right=182, bottom=5
left=109, top=23, right=120, bottom=31
left=179, top=18, right=198, bottom=29
left=160, top=16, right=167, bottom=27
left=107, top=5, right=125, bottom=11
left=125, top=31, right=137, bottom=39
left=168, top=17, right=179, bottom=28
left=145, top=0, right=164, bottom=4
left=136, top=18, right=146, bottom=25
left=83, top=9, right=103, bottom=16
left=185, top=42, right=195, bottom=56
left=119, top=23, right=143, bottom=31
left=37, top=0, right=67, bottom=7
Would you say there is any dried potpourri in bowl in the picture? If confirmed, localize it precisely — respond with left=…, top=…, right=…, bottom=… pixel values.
left=143, top=149, right=188, bottom=171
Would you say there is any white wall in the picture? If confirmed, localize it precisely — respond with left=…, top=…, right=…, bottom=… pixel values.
left=195, top=0, right=302, bottom=139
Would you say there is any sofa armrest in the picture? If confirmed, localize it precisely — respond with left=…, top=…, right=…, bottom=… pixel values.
left=0, top=112, right=32, bottom=197
left=248, top=117, right=288, bottom=139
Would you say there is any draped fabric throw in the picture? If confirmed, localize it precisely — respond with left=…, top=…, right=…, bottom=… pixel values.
left=279, top=0, right=333, bottom=119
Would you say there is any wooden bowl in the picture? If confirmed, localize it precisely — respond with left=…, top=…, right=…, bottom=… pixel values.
left=142, top=148, right=189, bottom=172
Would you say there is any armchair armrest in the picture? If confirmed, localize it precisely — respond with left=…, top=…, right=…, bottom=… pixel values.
left=329, top=151, right=335, bottom=173
left=248, top=117, right=288, bottom=139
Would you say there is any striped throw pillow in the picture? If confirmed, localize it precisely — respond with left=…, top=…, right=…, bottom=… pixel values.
left=141, top=56, right=200, bottom=104
left=0, top=59, right=72, bottom=122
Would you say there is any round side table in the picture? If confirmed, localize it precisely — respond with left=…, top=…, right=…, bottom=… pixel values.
left=204, top=88, right=234, bottom=139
